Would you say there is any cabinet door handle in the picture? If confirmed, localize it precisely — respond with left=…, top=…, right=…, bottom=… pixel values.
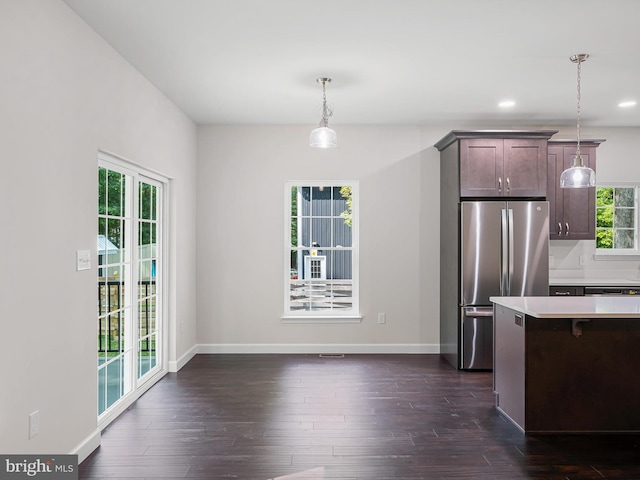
left=558, top=222, right=562, bottom=235
left=498, top=177, right=502, bottom=193
left=565, top=222, right=570, bottom=236
left=506, top=177, right=510, bottom=193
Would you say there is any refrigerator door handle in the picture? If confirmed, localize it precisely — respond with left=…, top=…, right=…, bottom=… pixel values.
left=500, top=208, right=509, bottom=296
left=508, top=208, right=514, bottom=296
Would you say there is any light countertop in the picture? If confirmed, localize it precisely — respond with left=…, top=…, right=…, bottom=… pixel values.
left=490, top=296, right=640, bottom=318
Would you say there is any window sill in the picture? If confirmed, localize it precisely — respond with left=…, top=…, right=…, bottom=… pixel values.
left=594, top=251, right=640, bottom=260
left=281, top=315, right=363, bottom=324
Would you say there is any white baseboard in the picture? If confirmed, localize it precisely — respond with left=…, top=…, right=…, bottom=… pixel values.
left=196, top=344, right=439, bottom=354
left=70, top=428, right=101, bottom=464
left=168, top=344, right=198, bottom=372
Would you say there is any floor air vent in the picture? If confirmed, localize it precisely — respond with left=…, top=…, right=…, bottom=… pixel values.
left=319, top=354, right=345, bottom=358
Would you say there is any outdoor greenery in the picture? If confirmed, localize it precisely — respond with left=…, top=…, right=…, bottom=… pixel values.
left=596, top=186, right=636, bottom=249
left=99, top=167, right=126, bottom=248
left=99, top=167, right=157, bottom=248
left=340, top=186, right=353, bottom=227
left=596, top=187, right=613, bottom=248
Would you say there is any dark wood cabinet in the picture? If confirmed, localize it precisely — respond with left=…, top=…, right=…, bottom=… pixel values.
left=547, top=140, right=604, bottom=240
left=435, top=130, right=558, bottom=201
left=460, top=138, right=548, bottom=197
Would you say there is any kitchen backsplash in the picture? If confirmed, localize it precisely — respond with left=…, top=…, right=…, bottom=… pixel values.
left=549, top=239, right=640, bottom=280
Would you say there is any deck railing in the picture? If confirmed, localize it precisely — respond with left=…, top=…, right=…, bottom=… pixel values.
left=98, top=280, right=155, bottom=353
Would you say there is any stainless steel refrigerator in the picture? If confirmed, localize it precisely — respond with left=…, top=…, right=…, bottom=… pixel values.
left=458, top=201, right=549, bottom=369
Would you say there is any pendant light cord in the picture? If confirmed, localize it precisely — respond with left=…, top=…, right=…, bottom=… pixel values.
left=318, top=78, right=333, bottom=128
left=576, top=57, right=582, bottom=160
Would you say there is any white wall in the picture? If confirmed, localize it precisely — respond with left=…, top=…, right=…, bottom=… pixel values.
left=196, top=124, right=640, bottom=354
left=0, top=0, right=197, bottom=458
left=196, top=125, right=447, bottom=352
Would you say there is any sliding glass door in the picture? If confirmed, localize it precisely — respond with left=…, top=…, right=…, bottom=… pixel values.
left=98, top=158, right=164, bottom=418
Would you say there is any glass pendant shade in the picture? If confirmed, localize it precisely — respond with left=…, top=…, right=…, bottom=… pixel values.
left=309, top=126, right=337, bottom=148
left=560, top=155, right=596, bottom=188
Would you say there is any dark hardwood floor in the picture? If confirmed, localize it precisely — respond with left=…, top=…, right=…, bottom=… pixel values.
left=80, top=354, right=640, bottom=479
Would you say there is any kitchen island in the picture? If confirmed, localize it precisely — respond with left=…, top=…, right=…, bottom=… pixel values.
left=490, top=296, right=640, bottom=433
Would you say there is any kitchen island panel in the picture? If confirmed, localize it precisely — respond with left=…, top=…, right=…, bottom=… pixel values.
left=493, top=299, right=640, bottom=433
left=494, top=304, right=526, bottom=429
left=525, top=317, right=640, bottom=432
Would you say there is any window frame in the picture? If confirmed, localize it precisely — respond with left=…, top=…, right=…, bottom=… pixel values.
left=595, top=182, right=640, bottom=258
left=283, top=181, right=361, bottom=323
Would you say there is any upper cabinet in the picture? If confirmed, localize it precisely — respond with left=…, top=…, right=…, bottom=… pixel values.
left=460, top=138, right=549, bottom=197
left=547, top=140, right=604, bottom=240
left=435, top=131, right=558, bottom=198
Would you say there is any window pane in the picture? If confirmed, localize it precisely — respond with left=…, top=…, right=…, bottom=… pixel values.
left=312, top=186, right=332, bottom=216
left=614, top=208, right=634, bottom=228
left=289, top=250, right=299, bottom=279
left=332, top=281, right=353, bottom=309
left=333, top=186, right=347, bottom=215
left=332, top=218, right=352, bottom=247
left=98, top=316, right=108, bottom=362
left=299, top=217, right=310, bottom=248
left=596, top=187, right=613, bottom=207
left=596, top=228, right=613, bottom=249
left=98, top=280, right=107, bottom=314
left=614, top=229, right=635, bottom=249
left=107, top=282, right=120, bottom=312
left=139, top=182, right=152, bottom=220
left=596, top=207, right=613, bottom=228
left=151, top=185, right=157, bottom=220
left=98, top=366, right=107, bottom=415
left=139, top=260, right=153, bottom=285
left=139, top=221, right=152, bottom=252
left=98, top=167, right=107, bottom=215
left=615, top=188, right=634, bottom=207
left=311, top=218, right=331, bottom=248
left=300, top=187, right=311, bottom=216
left=332, top=250, right=353, bottom=280
left=139, top=333, right=157, bottom=378
left=105, top=358, right=122, bottom=410
left=107, top=171, right=124, bottom=216
left=107, top=218, right=122, bottom=249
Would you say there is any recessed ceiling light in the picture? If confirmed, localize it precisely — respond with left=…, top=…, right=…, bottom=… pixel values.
left=498, top=100, right=516, bottom=108
left=618, top=100, right=637, bottom=108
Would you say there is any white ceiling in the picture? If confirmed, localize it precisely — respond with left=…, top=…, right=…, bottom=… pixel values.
left=62, top=0, right=640, bottom=127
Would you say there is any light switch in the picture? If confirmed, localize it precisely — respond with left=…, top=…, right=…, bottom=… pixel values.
left=77, top=250, right=91, bottom=271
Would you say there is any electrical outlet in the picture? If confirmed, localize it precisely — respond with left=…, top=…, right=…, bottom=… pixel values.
left=377, top=312, right=386, bottom=324
left=579, top=254, right=587, bottom=266
left=29, top=410, right=40, bottom=439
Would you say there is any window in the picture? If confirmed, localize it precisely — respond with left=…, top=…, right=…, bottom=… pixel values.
left=284, top=182, right=359, bottom=320
left=596, top=185, right=638, bottom=253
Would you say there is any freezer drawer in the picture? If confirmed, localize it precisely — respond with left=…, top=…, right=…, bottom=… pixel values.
left=461, top=307, right=493, bottom=370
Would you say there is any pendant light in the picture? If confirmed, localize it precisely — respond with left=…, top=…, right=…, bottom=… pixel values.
left=560, top=54, right=596, bottom=188
left=310, top=78, right=337, bottom=148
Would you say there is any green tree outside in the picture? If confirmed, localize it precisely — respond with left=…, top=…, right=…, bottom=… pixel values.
left=596, top=187, right=614, bottom=248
